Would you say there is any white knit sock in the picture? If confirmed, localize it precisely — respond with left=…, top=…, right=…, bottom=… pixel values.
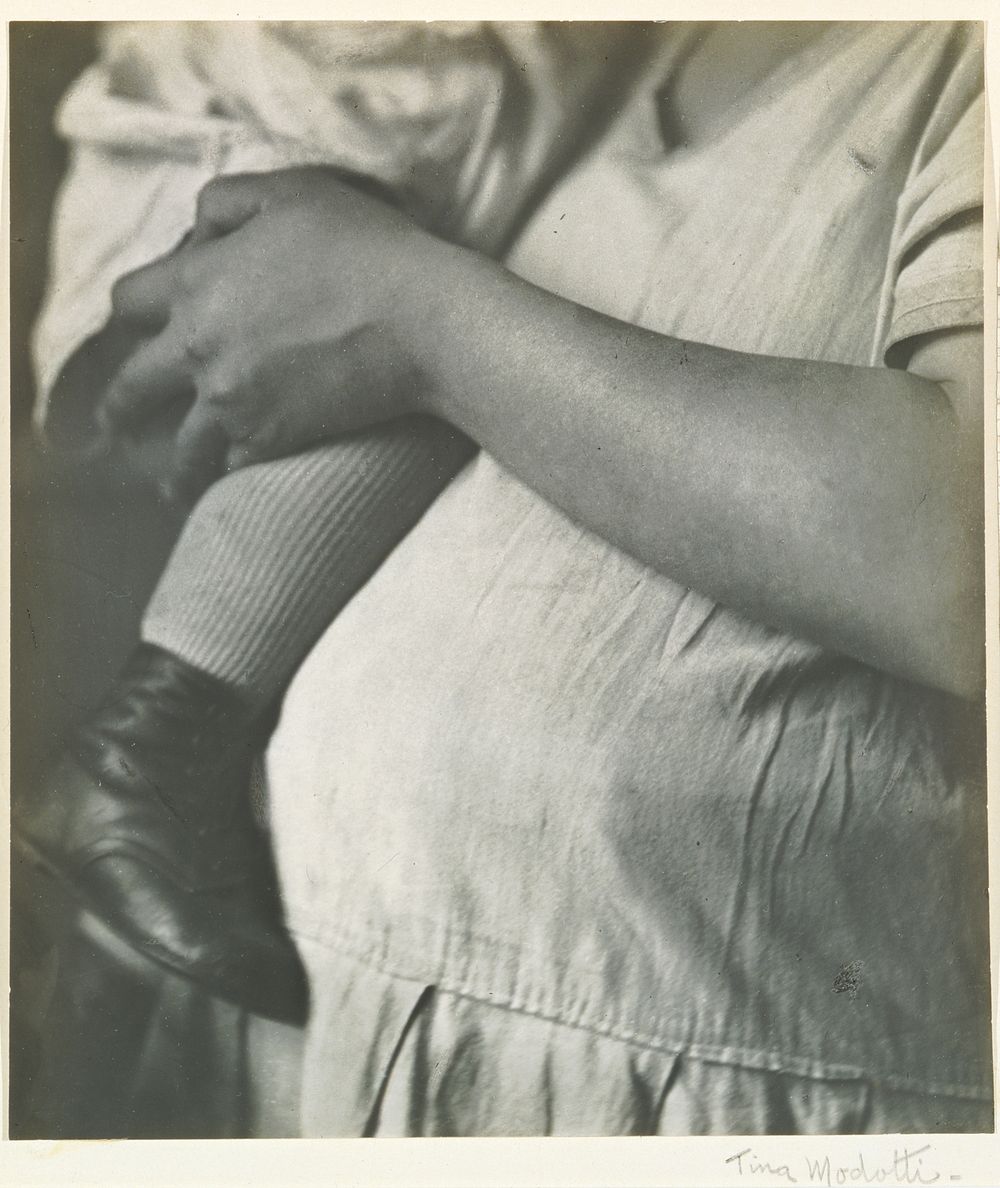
left=141, top=417, right=474, bottom=709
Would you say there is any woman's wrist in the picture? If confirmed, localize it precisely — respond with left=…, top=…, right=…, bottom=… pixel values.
left=395, top=237, right=510, bottom=422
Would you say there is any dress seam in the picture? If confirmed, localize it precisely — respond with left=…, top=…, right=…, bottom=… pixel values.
left=290, top=916, right=993, bottom=1103
left=894, top=294, right=982, bottom=314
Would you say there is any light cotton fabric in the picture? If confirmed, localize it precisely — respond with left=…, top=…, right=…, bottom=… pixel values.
left=33, top=21, right=619, bottom=425
left=30, top=20, right=989, bottom=1133
left=292, top=948, right=992, bottom=1136
left=33, top=22, right=627, bottom=699
left=264, top=22, right=990, bottom=1133
left=32, top=21, right=496, bottom=419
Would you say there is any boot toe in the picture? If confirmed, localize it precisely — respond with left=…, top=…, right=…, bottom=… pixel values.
left=15, top=754, right=308, bottom=1024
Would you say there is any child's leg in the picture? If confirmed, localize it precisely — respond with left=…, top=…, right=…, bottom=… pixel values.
left=17, top=415, right=474, bottom=1021
left=142, top=416, right=475, bottom=710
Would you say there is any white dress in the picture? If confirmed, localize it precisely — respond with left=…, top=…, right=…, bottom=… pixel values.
left=264, top=21, right=990, bottom=1135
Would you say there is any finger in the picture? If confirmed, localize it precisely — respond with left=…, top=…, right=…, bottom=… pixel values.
left=190, top=173, right=270, bottom=245
left=98, top=330, right=194, bottom=434
left=111, top=254, right=185, bottom=328
left=167, top=402, right=230, bottom=504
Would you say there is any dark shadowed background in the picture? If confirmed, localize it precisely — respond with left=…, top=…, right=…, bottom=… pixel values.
left=10, top=24, right=302, bottom=1138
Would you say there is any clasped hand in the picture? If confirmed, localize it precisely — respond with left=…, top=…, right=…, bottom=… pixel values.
left=100, top=167, right=444, bottom=498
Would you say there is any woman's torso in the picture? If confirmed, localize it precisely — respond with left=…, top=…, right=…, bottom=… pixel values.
left=266, top=22, right=989, bottom=1099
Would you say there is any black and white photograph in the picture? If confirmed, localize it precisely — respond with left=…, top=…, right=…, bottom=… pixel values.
left=6, top=5, right=997, bottom=1168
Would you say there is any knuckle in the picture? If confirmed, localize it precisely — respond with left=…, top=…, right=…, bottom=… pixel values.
left=183, top=337, right=209, bottom=368
left=177, top=318, right=213, bottom=368
left=198, top=364, right=237, bottom=407
left=197, top=173, right=235, bottom=212
left=109, top=272, right=137, bottom=314
left=199, top=376, right=257, bottom=442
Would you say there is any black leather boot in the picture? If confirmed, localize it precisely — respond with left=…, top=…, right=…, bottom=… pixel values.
left=13, top=645, right=308, bottom=1024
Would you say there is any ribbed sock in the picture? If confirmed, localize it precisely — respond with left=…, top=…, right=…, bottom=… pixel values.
left=141, top=416, right=475, bottom=710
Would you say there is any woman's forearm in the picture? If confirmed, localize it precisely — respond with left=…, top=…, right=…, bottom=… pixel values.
left=415, top=248, right=984, bottom=698
left=98, top=169, right=984, bottom=699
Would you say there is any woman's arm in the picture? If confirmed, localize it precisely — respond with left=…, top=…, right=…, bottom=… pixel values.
left=414, top=249, right=984, bottom=699
left=102, top=170, right=984, bottom=698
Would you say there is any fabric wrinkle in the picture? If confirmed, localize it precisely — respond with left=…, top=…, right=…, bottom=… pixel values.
left=32, top=20, right=991, bottom=1133
left=716, top=688, right=797, bottom=977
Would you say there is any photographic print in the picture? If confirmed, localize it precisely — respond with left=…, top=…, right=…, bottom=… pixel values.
left=6, top=5, right=997, bottom=1177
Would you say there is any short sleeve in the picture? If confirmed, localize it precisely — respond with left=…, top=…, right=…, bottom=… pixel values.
left=880, top=24, right=984, bottom=362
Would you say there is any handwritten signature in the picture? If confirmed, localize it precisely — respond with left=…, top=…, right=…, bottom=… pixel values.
left=724, top=1144, right=955, bottom=1185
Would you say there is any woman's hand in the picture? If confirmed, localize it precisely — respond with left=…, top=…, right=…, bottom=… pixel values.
left=99, top=168, right=450, bottom=496
left=96, top=169, right=983, bottom=697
